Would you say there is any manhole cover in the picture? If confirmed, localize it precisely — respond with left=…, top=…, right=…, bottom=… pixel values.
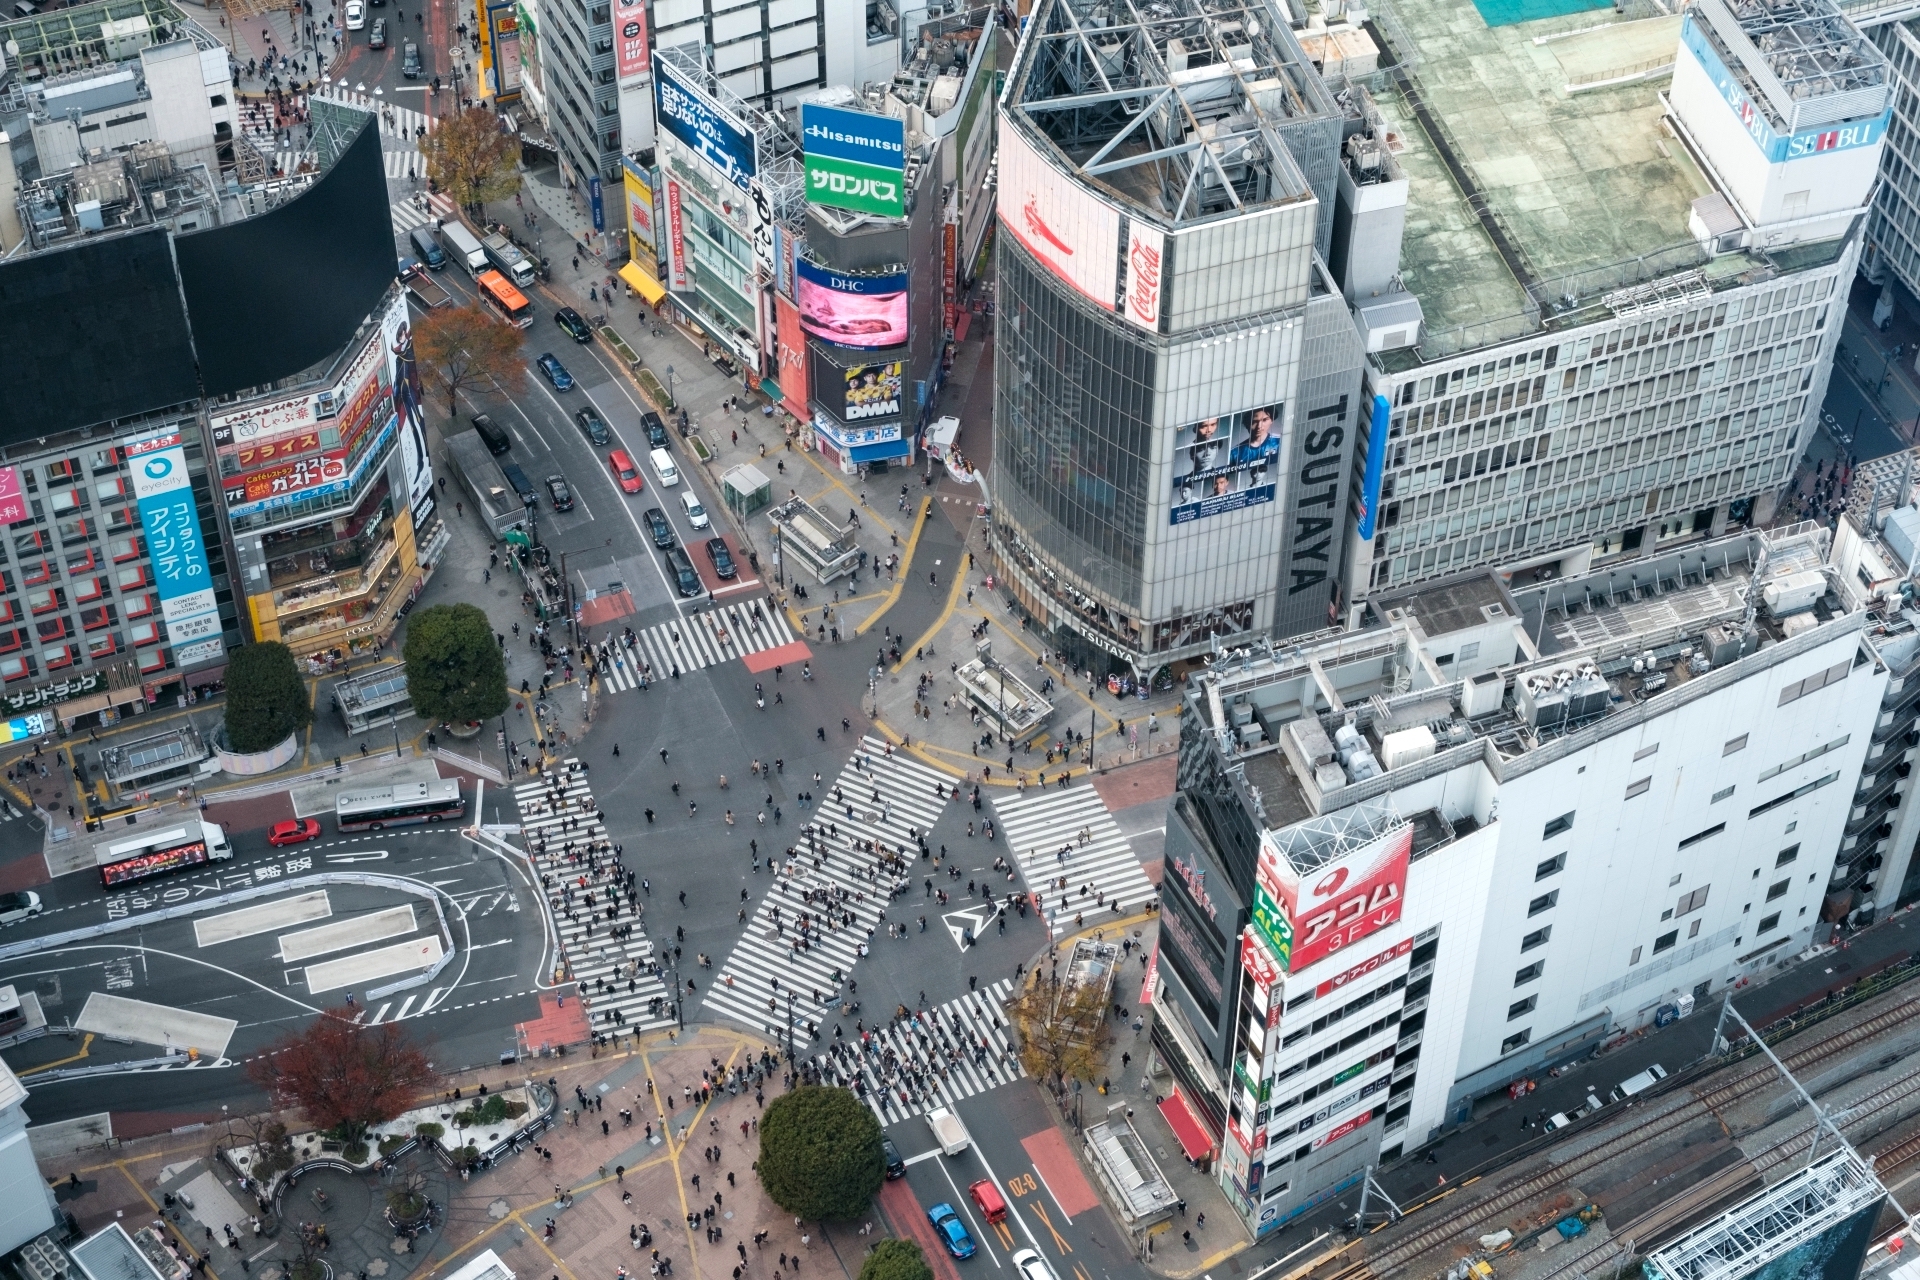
left=864, top=811, right=881, bottom=823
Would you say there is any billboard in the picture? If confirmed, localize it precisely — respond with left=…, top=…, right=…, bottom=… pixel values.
left=1356, top=394, right=1390, bottom=539
left=1123, top=220, right=1164, bottom=332
left=797, top=260, right=909, bottom=349
left=774, top=294, right=810, bottom=420
left=665, top=179, right=689, bottom=290
left=623, top=158, right=656, bottom=258
left=613, top=0, right=649, bottom=82
left=998, top=123, right=1120, bottom=310
left=1170, top=405, right=1282, bottom=525
left=803, top=103, right=907, bottom=219
left=0, top=469, right=29, bottom=527
left=806, top=152, right=907, bottom=218
left=124, top=431, right=223, bottom=660
left=223, top=320, right=391, bottom=510
left=384, top=293, right=434, bottom=516
left=655, top=58, right=755, bottom=192
left=489, top=0, right=522, bottom=96
left=1258, top=820, right=1411, bottom=973
left=1314, top=937, right=1413, bottom=999
left=828, top=362, right=904, bottom=423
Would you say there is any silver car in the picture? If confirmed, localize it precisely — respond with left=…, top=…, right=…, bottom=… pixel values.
left=0, top=891, right=42, bottom=925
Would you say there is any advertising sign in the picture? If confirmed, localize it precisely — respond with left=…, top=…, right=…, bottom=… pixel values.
left=806, top=152, right=906, bottom=218
left=665, top=180, right=689, bottom=290
left=1356, top=394, right=1390, bottom=540
left=802, top=102, right=906, bottom=171
left=1124, top=220, right=1164, bottom=332
left=835, top=362, right=903, bottom=422
left=774, top=223, right=796, bottom=301
left=124, top=430, right=223, bottom=657
left=0, top=468, right=28, bottom=526
left=589, top=174, right=605, bottom=233
left=613, top=0, right=649, bottom=82
left=489, top=0, right=522, bottom=96
left=1680, top=14, right=1890, bottom=164
left=775, top=294, right=810, bottom=420
left=623, top=158, right=656, bottom=256
left=1170, top=404, right=1283, bottom=525
left=749, top=178, right=775, bottom=277
left=797, top=259, right=908, bottom=349
left=1311, top=1109, right=1373, bottom=1152
left=1258, top=820, right=1411, bottom=973
left=384, top=293, right=434, bottom=516
left=1240, top=930, right=1282, bottom=996
left=655, top=58, right=755, bottom=192
left=0, top=713, right=52, bottom=744
left=1315, top=937, right=1413, bottom=999
left=1250, top=880, right=1293, bottom=970
left=998, top=123, right=1120, bottom=310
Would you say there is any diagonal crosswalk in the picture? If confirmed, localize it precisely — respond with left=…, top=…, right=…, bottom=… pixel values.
left=512, top=760, right=676, bottom=1034
left=701, top=737, right=980, bottom=1042
left=804, top=982, right=1025, bottom=1123
left=993, top=785, right=1157, bottom=937
left=595, top=599, right=799, bottom=690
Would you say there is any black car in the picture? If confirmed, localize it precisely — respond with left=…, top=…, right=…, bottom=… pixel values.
left=401, top=40, right=422, bottom=76
left=666, top=547, right=702, bottom=597
left=575, top=408, right=611, bottom=445
left=705, top=537, right=737, bottom=579
left=546, top=475, right=574, bottom=511
left=643, top=507, right=675, bottom=549
left=883, top=1139, right=906, bottom=1180
left=368, top=17, right=386, bottom=46
left=642, top=411, right=670, bottom=449
left=556, top=307, right=593, bottom=343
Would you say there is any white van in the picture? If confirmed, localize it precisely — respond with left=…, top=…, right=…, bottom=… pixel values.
left=1608, top=1062, right=1667, bottom=1103
left=680, top=490, right=709, bottom=528
left=650, top=448, right=680, bottom=487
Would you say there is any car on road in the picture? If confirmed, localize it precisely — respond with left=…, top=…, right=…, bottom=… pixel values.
left=546, top=475, right=575, bottom=511
left=681, top=491, right=710, bottom=529
left=368, top=17, right=386, bottom=46
left=608, top=449, right=644, bottom=494
left=268, top=818, right=322, bottom=847
left=0, top=891, right=42, bottom=926
left=882, top=1138, right=906, bottom=1180
left=401, top=41, right=422, bottom=76
left=345, top=0, right=364, bottom=27
left=535, top=352, right=574, bottom=391
left=705, top=537, right=737, bottom=579
left=556, top=307, right=593, bottom=343
left=574, top=408, right=610, bottom=446
left=927, top=1205, right=975, bottom=1260
left=643, top=507, right=675, bottom=549
left=471, top=412, right=511, bottom=454
left=1011, top=1251, right=1056, bottom=1280
left=642, top=411, right=670, bottom=449
left=968, top=1180, right=1007, bottom=1225
left=665, top=546, right=702, bottom=597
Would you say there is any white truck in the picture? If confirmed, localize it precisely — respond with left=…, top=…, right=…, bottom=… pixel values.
left=927, top=1106, right=970, bottom=1156
left=439, top=220, right=488, bottom=276
left=1608, top=1062, right=1668, bottom=1103
left=481, top=231, right=538, bottom=288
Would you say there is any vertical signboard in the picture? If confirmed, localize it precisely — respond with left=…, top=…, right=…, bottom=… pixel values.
left=488, top=0, right=522, bottom=98
left=1355, top=393, right=1391, bottom=540
left=125, top=431, right=223, bottom=663
left=623, top=158, right=657, bottom=260
left=749, top=178, right=775, bottom=277
left=1124, top=220, right=1164, bottom=332
left=774, top=293, right=810, bottom=420
left=0, top=469, right=28, bottom=526
left=801, top=102, right=908, bottom=218
left=613, top=0, right=649, bottom=82
left=589, top=174, right=605, bottom=233
left=665, top=179, right=689, bottom=290
left=383, top=293, right=435, bottom=520
left=1258, top=820, right=1411, bottom=973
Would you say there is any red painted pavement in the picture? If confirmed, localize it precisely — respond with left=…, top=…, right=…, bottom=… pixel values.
left=579, top=589, right=636, bottom=628
left=1020, top=1128, right=1102, bottom=1218
left=743, top=640, right=812, bottom=673
left=879, top=1176, right=966, bottom=1280
left=691, top=535, right=762, bottom=594
left=0, top=856, right=49, bottom=893
left=516, top=991, right=588, bottom=1055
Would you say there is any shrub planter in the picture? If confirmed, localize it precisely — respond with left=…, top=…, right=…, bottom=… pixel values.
left=214, top=731, right=299, bottom=776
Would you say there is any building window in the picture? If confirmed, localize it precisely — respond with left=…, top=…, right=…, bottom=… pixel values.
left=1521, top=926, right=1551, bottom=951
left=1630, top=945, right=1642, bottom=965
left=1776, top=845, right=1799, bottom=867
left=1625, top=776, right=1651, bottom=799
left=1634, top=743, right=1659, bottom=761
left=1501, top=1029, right=1532, bottom=1054
left=1766, top=878, right=1790, bottom=901
left=1676, top=885, right=1710, bottom=915
left=1748, top=772, right=1841, bottom=818
left=1678, top=823, right=1726, bottom=850
left=1536, top=853, right=1566, bottom=880
left=1543, top=812, right=1574, bottom=839
left=1653, top=929, right=1679, bottom=954
left=1725, top=734, right=1748, bottom=754
left=1508, top=996, right=1537, bottom=1020
left=1528, top=891, right=1559, bottom=917
left=1515, top=961, right=1545, bottom=986
left=0, top=656, right=29, bottom=682
left=1758, top=912, right=1781, bottom=933
left=1712, top=785, right=1735, bottom=803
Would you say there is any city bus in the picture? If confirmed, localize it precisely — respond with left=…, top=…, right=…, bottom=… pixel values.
left=336, top=778, right=465, bottom=831
left=476, top=269, right=533, bottom=329
left=97, top=820, right=233, bottom=889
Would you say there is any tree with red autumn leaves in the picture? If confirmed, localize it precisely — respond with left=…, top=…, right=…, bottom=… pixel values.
left=247, top=1009, right=435, bottom=1141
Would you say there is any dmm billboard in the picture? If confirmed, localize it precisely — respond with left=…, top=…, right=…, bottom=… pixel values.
left=124, top=430, right=223, bottom=660
left=655, top=57, right=754, bottom=192
left=1257, top=819, right=1410, bottom=973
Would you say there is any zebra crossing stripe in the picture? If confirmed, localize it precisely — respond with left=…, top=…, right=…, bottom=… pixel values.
left=992, top=786, right=1158, bottom=937
left=805, top=981, right=1026, bottom=1122
left=598, top=602, right=799, bottom=691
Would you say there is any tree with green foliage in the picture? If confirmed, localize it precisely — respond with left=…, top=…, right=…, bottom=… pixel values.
left=223, top=642, right=313, bottom=753
left=756, top=1086, right=884, bottom=1221
left=859, top=1241, right=932, bottom=1280
left=403, top=604, right=510, bottom=727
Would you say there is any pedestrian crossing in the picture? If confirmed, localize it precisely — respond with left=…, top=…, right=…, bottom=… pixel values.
left=362, top=987, right=447, bottom=1024
left=594, top=599, right=799, bottom=691
left=702, top=736, right=989, bottom=1044
left=993, top=785, right=1158, bottom=937
left=804, top=981, right=1025, bottom=1124
left=511, top=760, right=677, bottom=1035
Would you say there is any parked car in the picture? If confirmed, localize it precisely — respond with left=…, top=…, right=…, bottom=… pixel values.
left=535, top=352, right=574, bottom=391
left=705, top=537, right=737, bottom=579
left=546, top=475, right=575, bottom=511
left=608, top=449, right=644, bottom=494
left=401, top=41, right=422, bottom=76
left=575, top=408, right=610, bottom=446
left=0, top=891, right=43, bottom=926
left=368, top=17, right=386, bottom=46
left=644, top=507, right=675, bottom=549
left=269, top=818, right=322, bottom=847
left=642, top=411, right=670, bottom=449
left=345, top=0, right=364, bottom=27
left=471, top=412, right=511, bottom=454
left=556, top=307, right=593, bottom=343
left=927, top=1205, right=975, bottom=1260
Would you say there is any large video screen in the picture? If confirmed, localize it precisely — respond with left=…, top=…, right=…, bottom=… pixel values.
left=177, top=117, right=394, bottom=397
left=0, top=228, right=199, bottom=445
left=1170, top=404, right=1283, bottom=525
left=1745, top=1200, right=1882, bottom=1280
left=797, top=259, right=908, bottom=349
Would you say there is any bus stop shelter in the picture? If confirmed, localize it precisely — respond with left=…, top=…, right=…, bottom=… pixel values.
left=723, top=464, right=772, bottom=519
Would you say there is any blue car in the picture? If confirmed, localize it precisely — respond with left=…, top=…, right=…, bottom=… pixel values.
left=928, top=1204, right=975, bottom=1259
left=536, top=352, right=574, bottom=391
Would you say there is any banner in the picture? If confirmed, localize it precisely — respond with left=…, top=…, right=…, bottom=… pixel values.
left=1170, top=404, right=1282, bottom=525
left=383, top=292, right=434, bottom=515
left=613, top=0, right=649, bottom=82
left=623, top=158, right=656, bottom=256
left=489, top=0, right=522, bottom=97
left=666, top=179, right=688, bottom=290
left=834, top=362, right=902, bottom=422
left=796, top=259, right=908, bottom=349
left=0, top=469, right=25, bottom=526
left=998, top=122, right=1120, bottom=309
left=805, top=152, right=905, bottom=218
left=655, top=57, right=755, bottom=191
left=589, top=174, right=604, bottom=233
left=801, top=101, right=906, bottom=171
left=1315, top=937, right=1413, bottom=999
left=124, top=430, right=223, bottom=658
left=1258, top=820, right=1411, bottom=973
left=774, top=293, right=810, bottom=420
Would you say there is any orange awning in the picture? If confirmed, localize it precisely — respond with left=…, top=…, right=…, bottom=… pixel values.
left=620, top=261, right=667, bottom=306
left=1158, top=1089, right=1216, bottom=1162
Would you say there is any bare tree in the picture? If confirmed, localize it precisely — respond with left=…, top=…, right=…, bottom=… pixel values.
left=418, top=108, right=522, bottom=215
left=413, top=303, right=526, bottom=418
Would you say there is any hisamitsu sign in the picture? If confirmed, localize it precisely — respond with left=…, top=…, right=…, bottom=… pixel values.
left=802, top=103, right=906, bottom=218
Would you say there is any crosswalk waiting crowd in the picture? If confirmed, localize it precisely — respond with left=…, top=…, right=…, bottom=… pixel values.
left=593, top=598, right=802, bottom=691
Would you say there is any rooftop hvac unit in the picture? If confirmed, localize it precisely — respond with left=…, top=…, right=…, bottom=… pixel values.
left=1461, top=670, right=1504, bottom=718
left=1703, top=622, right=1743, bottom=668
left=1762, top=569, right=1826, bottom=617
left=1567, top=663, right=1609, bottom=720
left=1518, top=667, right=1576, bottom=727
left=1380, top=725, right=1436, bottom=770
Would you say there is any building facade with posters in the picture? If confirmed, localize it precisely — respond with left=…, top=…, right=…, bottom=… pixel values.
left=1155, top=518, right=1909, bottom=1236
left=216, top=288, right=443, bottom=660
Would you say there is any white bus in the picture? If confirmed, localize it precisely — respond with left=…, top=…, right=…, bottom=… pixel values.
left=336, top=779, right=465, bottom=831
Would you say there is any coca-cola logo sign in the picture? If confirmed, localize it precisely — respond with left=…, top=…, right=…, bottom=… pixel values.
left=1125, top=221, right=1163, bottom=331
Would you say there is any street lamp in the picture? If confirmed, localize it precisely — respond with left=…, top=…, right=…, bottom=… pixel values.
left=783, top=988, right=796, bottom=1074
left=665, top=365, right=676, bottom=410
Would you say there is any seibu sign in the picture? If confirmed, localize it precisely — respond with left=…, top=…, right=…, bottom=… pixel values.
left=1259, top=818, right=1411, bottom=973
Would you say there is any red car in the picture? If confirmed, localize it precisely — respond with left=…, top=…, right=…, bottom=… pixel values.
left=269, top=818, right=322, bottom=847
left=609, top=449, right=644, bottom=494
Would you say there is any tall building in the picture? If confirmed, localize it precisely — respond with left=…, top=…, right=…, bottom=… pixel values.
left=1154, top=513, right=1920, bottom=1236
left=989, top=0, right=1872, bottom=676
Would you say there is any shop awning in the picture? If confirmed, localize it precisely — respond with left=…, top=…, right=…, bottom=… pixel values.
left=1158, top=1090, right=1216, bottom=1163
left=620, top=262, right=667, bottom=306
